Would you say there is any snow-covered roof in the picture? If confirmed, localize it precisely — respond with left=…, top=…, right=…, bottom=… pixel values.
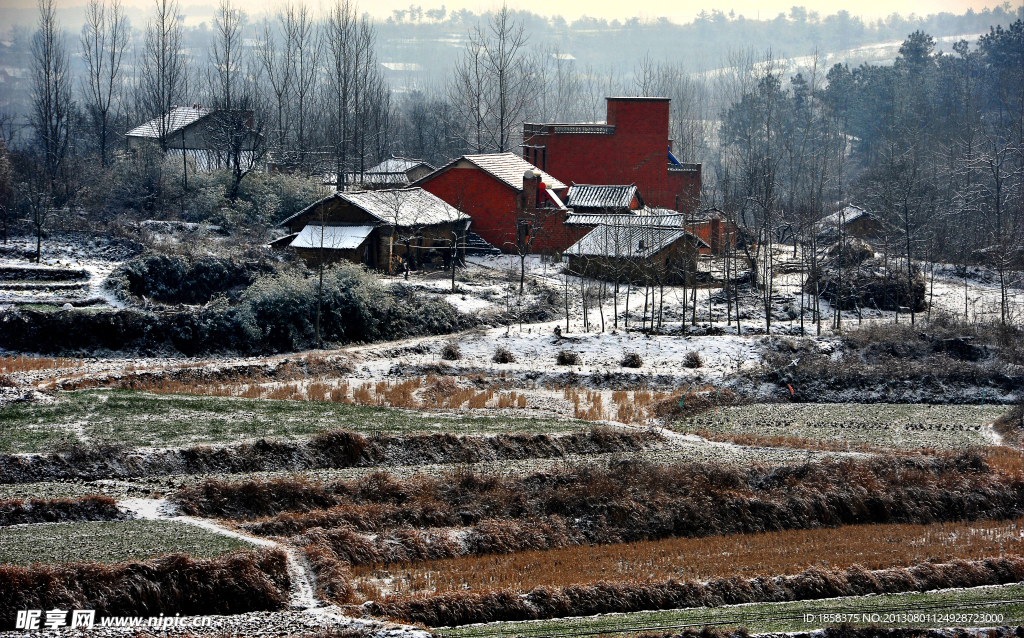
left=126, top=106, right=212, bottom=139
left=290, top=225, right=375, bottom=250
left=419, top=153, right=566, bottom=192
left=280, top=187, right=470, bottom=228
left=564, top=209, right=689, bottom=227
left=366, top=158, right=432, bottom=174
left=820, top=204, right=873, bottom=227
left=566, top=184, right=640, bottom=210
left=565, top=223, right=706, bottom=259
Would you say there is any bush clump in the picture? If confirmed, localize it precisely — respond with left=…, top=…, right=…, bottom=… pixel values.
left=107, top=254, right=276, bottom=305
left=620, top=352, right=643, bottom=368
left=492, top=347, right=516, bottom=363
left=441, top=343, right=462, bottom=360
left=2, top=263, right=471, bottom=355
left=556, top=350, right=580, bottom=365
left=684, top=352, right=703, bottom=368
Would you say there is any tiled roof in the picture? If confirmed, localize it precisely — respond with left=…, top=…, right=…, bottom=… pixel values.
left=565, top=223, right=706, bottom=259
left=422, top=153, right=566, bottom=192
left=280, top=187, right=469, bottom=228
left=566, top=184, right=640, bottom=210
left=290, top=225, right=374, bottom=250
left=342, top=188, right=469, bottom=226
left=564, top=209, right=690, bottom=227
left=126, top=106, right=212, bottom=139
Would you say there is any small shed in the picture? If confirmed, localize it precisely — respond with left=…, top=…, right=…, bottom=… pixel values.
left=275, top=187, right=470, bottom=271
left=818, top=205, right=884, bottom=240
left=348, top=157, right=436, bottom=189
left=564, top=221, right=708, bottom=284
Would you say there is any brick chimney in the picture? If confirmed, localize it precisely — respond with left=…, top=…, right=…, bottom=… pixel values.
left=522, top=169, right=541, bottom=210
left=710, top=216, right=721, bottom=255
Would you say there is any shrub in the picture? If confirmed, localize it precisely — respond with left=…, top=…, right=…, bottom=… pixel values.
left=106, top=254, right=276, bottom=305
left=684, top=352, right=703, bottom=368
left=492, top=347, right=516, bottom=363
left=556, top=350, right=580, bottom=365
left=621, top=352, right=643, bottom=368
left=441, top=343, right=462, bottom=360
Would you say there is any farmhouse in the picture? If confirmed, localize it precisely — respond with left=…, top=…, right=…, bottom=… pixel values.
left=522, top=97, right=701, bottom=212
left=414, top=153, right=574, bottom=254
left=564, top=218, right=708, bottom=284
left=818, top=205, right=884, bottom=240
left=126, top=105, right=261, bottom=171
left=274, top=187, right=470, bottom=271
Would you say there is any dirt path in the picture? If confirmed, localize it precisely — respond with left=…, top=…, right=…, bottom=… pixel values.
left=118, top=497, right=318, bottom=611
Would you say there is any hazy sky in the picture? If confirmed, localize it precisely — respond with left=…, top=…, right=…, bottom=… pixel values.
left=0, top=0, right=1011, bottom=25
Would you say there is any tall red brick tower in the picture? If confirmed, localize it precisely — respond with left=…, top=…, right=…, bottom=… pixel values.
left=522, top=97, right=700, bottom=212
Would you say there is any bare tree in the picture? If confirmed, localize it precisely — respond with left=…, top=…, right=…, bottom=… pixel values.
left=449, top=27, right=488, bottom=153
left=205, top=0, right=266, bottom=198
left=141, top=0, right=186, bottom=148
left=28, top=0, right=73, bottom=261
left=80, top=0, right=129, bottom=167
left=255, top=9, right=294, bottom=160
left=30, top=0, right=73, bottom=186
left=448, top=6, right=533, bottom=153
left=482, top=6, right=532, bottom=153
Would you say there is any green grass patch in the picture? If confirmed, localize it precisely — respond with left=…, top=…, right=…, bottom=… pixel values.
left=438, top=583, right=1024, bottom=637
left=676, top=403, right=1004, bottom=450
left=0, top=389, right=587, bottom=453
left=0, top=519, right=252, bottom=566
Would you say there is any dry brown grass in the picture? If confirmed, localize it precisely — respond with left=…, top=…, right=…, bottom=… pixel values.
left=0, top=549, right=289, bottom=626
left=0, top=355, right=84, bottom=374
left=367, top=555, right=1024, bottom=626
left=355, top=518, right=1024, bottom=597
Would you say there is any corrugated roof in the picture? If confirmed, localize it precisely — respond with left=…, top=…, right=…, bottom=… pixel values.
left=566, top=184, right=639, bottom=210
left=280, top=187, right=470, bottom=228
left=126, top=106, right=212, bottom=139
left=290, top=225, right=374, bottom=250
left=565, top=223, right=705, bottom=259
left=424, top=153, right=566, bottom=192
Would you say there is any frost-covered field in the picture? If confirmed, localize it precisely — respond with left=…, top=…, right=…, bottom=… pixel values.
left=678, top=403, right=1008, bottom=450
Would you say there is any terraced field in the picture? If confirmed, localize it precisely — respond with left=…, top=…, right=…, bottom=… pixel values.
left=0, top=389, right=590, bottom=452
left=437, top=584, right=1024, bottom=637
left=676, top=403, right=1006, bottom=450
left=0, top=519, right=254, bottom=565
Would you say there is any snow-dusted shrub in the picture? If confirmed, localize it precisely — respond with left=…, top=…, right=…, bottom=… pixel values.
left=557, top=350, right=580, bottom=365
left=620, top=352, right=643, bottom=368
left=492, top=347, right=516, bottom=363
left=441, top=343, right=462, bottom=360
left=107, top=254, right=275, bottom=305
left=684, top=352, right=703, bottom=368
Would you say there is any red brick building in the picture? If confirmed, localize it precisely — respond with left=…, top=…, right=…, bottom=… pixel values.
left=521, top=97, right=701, bottom=212
left=415, top=153, right=582, bottom=254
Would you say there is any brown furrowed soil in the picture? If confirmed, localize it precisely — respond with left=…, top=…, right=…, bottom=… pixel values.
left=352, top=518, right=1024, bottom=598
